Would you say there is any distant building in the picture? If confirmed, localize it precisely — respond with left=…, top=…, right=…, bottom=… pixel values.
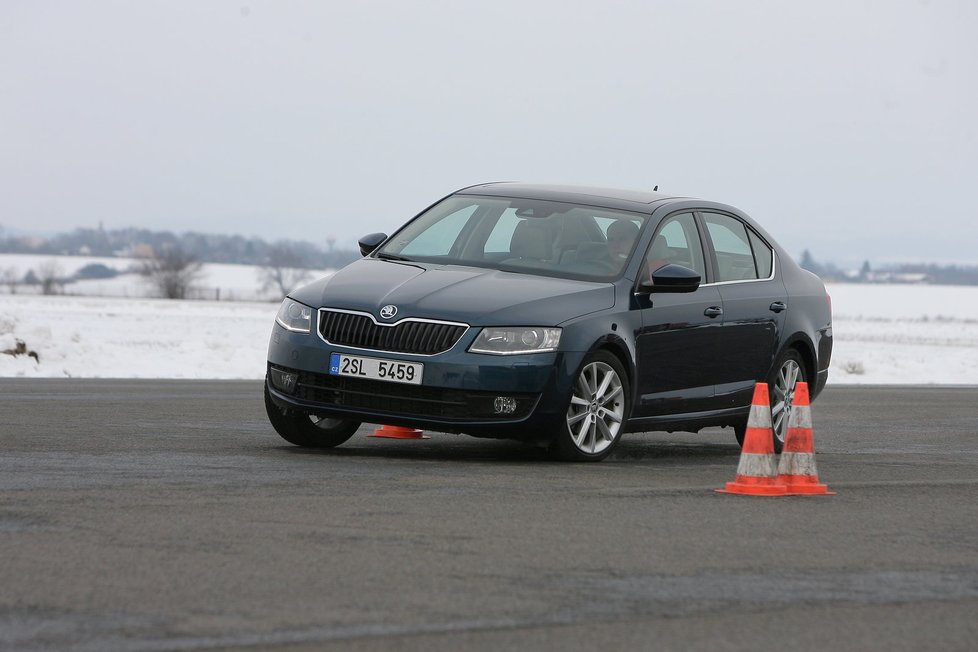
left=856, top=271, right=931, bottom=284
left=119, top=243, right=155, bottom=259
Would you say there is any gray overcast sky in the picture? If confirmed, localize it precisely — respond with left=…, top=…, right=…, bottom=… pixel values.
left=2, top=1, right=975, bottom=264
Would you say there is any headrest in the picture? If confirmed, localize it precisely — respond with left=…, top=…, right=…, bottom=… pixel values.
left=510, top=221, right=550, bottom=260
left=650, top=234, right=669, bottom=260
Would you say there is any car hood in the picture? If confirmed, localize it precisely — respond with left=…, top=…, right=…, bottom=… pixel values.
left=290, top=258, right=615, bottom=326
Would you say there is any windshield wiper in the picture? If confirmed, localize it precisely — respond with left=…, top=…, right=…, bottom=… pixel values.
left=376, top=252, right=413, bottom=262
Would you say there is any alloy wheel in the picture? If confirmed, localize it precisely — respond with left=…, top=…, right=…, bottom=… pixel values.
left=566, top=361, right=625, bottom=455
left=771, top=359, right=801, bottom=444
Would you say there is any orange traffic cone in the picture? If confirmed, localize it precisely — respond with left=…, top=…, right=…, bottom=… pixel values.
left=716, top=383, right=788, bottom=496
left=776, top=382, right=834, bottom=495
left=368, top=424, right=429, bottom=440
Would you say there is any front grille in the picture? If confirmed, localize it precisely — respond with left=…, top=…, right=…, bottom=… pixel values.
left=271, top=364, right=537, bottom=421
left=319, top=310, right=467, bottom=355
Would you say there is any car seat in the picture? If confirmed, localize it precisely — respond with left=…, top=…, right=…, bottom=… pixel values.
left=506, top=220, right=551, bottom=262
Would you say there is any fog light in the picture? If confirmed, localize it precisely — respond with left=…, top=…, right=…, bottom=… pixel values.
left=494, top=396, right=517, bottom=415
left=270, top=368, right=298, bottom=394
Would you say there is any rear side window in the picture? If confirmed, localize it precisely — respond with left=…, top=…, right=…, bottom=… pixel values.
left=703, top=213, right=758, bottom=282
left=748, top=229, right=773, bottom=278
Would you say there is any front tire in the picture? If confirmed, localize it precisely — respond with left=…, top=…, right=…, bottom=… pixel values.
left=264, top=383, right=360, bottom=448
left=550, top=350, right=630, bottom=462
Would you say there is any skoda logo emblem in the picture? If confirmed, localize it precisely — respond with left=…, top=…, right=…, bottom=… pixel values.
left=379, top=305, right=398, bottom=320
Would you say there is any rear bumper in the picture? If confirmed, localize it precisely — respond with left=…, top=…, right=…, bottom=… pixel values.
left=813, top=368, right=829, bottom=399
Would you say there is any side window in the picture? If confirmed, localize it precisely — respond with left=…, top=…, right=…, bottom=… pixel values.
left=703, top=213, right=758, bottom=282
left=400, top=204, right=477, bottom=256
left=643, top=212, right=706, bottom=282
left=748, top=229, right=773, bottom=278
left=484, top=209, right=521, bottom=254
left=593, top=216, right=615, bottom=237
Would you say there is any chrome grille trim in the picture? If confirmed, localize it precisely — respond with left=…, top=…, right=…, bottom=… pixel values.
left=317, top=308, right=469, bottom=356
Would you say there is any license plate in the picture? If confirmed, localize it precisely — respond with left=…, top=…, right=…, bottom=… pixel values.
left=329, top=353, right=423, bottom=385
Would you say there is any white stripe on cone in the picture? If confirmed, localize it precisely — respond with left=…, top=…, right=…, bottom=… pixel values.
left=737, top=452, right=778, bottom=478
left=777, top=452, right=818, bottom=476
left=747, top=402, right=773, bottom=429
left=788, top=404, right=812, bottom=429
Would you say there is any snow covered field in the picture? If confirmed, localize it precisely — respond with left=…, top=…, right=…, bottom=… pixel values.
left=825, top=284, right=976, bottom=385
left=1, top=277, right=976, bottom=384
left=0, top=253, right=334, bottom=302
left=1, top=295, right=275, bottom=379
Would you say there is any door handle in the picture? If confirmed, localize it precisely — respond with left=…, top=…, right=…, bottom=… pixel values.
left=769, top=301, right=787, bottom=313
left=704, top=306, right=723, bottom=318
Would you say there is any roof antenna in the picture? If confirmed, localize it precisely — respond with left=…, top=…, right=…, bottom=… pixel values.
left=653, top=185, right=658, bottom=191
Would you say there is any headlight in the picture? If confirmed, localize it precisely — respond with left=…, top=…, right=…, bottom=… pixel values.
left=275, top=299, right=313, bottom=333
left=468, top=327, right=561, bottom=355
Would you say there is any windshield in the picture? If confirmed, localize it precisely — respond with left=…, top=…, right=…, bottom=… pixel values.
left=376, top=195, right=648, bottom=281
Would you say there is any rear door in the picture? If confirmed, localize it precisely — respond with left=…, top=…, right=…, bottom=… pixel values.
left=700, top=212, right=787, bottom=409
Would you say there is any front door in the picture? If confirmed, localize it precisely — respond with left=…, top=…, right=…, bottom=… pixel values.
left=633, top=212, right=724, bottom=417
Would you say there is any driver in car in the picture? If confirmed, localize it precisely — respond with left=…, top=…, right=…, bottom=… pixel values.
left=607, top=219, right=640, bottom=261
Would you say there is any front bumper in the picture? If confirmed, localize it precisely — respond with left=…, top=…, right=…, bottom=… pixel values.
left=266, top=324, right=582, bottom=439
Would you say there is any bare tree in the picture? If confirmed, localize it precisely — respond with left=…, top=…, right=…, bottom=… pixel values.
left=1, top=267, right=18, bottom=294
left=139, top=246, right=203, bottom=299
left=259, top=244, right=312, bottom=298
left=37, top=260, right=64, bottom=295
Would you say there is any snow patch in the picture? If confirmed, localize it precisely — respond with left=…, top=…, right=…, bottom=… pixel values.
left=1, top=281, right=977, bottom=384
left=0, top=295, right=275, bottom=379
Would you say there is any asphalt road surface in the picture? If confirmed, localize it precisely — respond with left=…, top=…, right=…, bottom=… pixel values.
left=2, top=380, right=977, bottom=652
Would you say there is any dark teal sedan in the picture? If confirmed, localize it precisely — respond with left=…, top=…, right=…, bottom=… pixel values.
left=265, top=183, right=832, bottom=461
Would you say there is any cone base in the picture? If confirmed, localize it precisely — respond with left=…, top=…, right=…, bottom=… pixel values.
left=786, top=484, right=835, bottom=495
left=778, top=475, right=835, bottom=495
left=715, top=479, right=788, bottom=496
left=368, top=426, right=429, bottom=440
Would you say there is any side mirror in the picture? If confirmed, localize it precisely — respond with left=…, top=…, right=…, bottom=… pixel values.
left=638, top=264, right=701, bottom=293
left=358, top=232, right=388, bottom=257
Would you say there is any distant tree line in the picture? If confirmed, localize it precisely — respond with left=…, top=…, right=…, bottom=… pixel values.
left=0, top=224, right=364, bottom=299
left=0, top=226, right=359, bottom=269
left=799, top=250, right=847, bottom=281
left=886, top=262, right=978, bottom=286
left=799, top=249, right=978, bottom=285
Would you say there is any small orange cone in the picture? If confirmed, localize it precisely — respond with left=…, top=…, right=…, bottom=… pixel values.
left=368, top=424, right=429, bottom=440
left=716, top=383, right=788, bottom=496
left=776, top=382, right=834, bottom=495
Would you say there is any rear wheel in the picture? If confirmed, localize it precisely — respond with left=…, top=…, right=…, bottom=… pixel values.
left=550, top=350, right=629, bottom=462
left=769, top=349, right=805, bottom=450
left=264, top=384, right=360, bottom=448
left=734, top=349, right=806, bottom=453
